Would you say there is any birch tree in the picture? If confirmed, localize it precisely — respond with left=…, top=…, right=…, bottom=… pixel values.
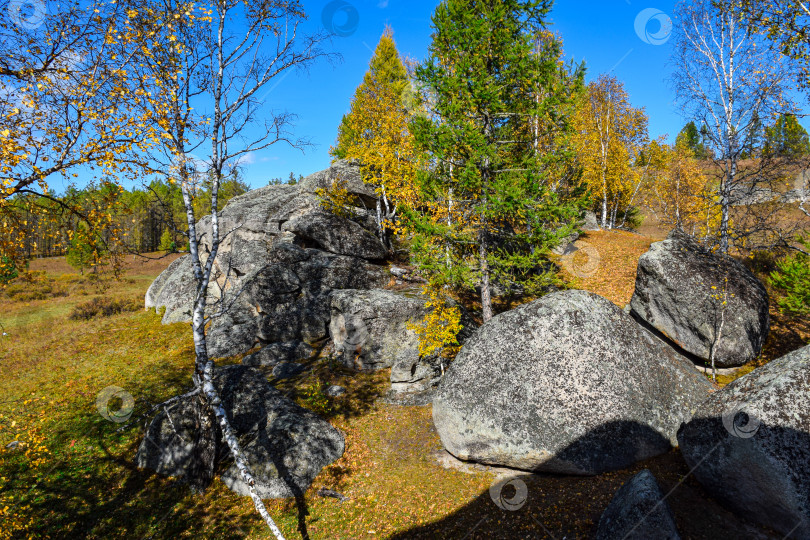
left=1, top=0, right=149, bottom=277
left=734, top=0, right=810, bottom=93
left=127, top=0, right=330, bottom=535
left=572, top=73, right=648, bottom=230
left=644, top=139, right=720, bottom=236
left=671, top=0, right=798, bottom=253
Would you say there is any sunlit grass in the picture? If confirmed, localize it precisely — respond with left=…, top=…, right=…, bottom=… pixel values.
left=1, top=242, right=805, bottom=538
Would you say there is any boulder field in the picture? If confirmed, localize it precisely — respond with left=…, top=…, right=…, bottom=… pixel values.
left=141, top=161, right=808, bottom=539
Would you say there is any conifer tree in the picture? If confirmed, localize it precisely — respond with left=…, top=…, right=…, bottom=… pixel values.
left=410, top=0, right=583, bottom=322
left=333, top=27, right=413, bottom=160
left=764, top=113, right=810, bottom=158
left=330, top=27, right=421, bottom=249
left=676, top=121, right=708, bottom=160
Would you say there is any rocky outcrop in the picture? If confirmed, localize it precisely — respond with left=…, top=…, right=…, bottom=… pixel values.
left=432, top=290, right=713, bottom=475
left=629, top=229, right=769, bottom=367
left=329, top=289, right=431, bottom=372
left=136, top=365, right=344, bottom=498
left=242, top=341, right=315, bottom=367
left=144, top=161, right=389, bottom=359
left=595, top=469, right=680, bottom=540
left=329, top=288, right=478, bottom=395
left=283, top=211, right=386, bottom=260
left=583, top=210, right=600, bottom=231
left=205, top=243, right=386, bottom=359
left=144, top=254, right=196, bottom=324
left=677, top=344, right=810, bottom=538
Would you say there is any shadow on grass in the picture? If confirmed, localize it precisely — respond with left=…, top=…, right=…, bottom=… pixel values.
left=0, top=355, right=264, bottom=538
left=6, top=351, right=391, bottom=538
left=388, top=420, right=786, bottom=540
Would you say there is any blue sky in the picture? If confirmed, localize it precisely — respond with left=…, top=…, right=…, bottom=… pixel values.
left=243, top=0, right=686, bottom=187
left=41, top=0, right=806, bottom=192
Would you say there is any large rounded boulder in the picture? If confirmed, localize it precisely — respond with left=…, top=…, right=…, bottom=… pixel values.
left=432, top=290, right=714, bottom=475
left=677, top=344, right=810, bottom=538
left=629, top=229, right=769, bottom=367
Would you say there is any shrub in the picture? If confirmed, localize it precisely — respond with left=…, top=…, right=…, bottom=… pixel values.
left=69, top=296, right=142, bottom=320
left=299, top=380, right=332, bottom=415
left=407, top=285, right=463, bottom=358
left=769, top=237, right=810, bottom=318
left=0, top=256, right=18, bottom=285
left=315, top=176, right=359, bottom=218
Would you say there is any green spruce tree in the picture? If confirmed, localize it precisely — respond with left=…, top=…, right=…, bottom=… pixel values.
left=676, top=121, right=708, bottom=159
left=410, top=0, right=584, bottom=322
left=764, top=113, right=810, bottom=157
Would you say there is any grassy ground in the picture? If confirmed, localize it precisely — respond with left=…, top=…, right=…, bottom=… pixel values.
left=0, top=234, right=806, bottom=538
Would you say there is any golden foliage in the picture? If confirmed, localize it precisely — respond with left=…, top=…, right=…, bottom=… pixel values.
left=572, top=74, right=648, bottom=227
left=644, top=140, right=723, bottom=238
left=341, top=77, right=421, bottom=231
left=315, top=176, right=359, bottom=218
left=408, top=286, right=463, bottom=358
left=0, top=397, right=51, bottom=538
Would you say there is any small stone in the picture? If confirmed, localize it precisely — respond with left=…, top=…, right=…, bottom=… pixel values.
left=325, top=385, right=345, bottom=397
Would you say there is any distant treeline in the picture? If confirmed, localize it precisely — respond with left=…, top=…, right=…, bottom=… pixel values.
left=5, top=170, right=302, bottom=263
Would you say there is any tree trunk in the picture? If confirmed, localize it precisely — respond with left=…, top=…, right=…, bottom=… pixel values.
left=479, top=229, right=493, bottom=323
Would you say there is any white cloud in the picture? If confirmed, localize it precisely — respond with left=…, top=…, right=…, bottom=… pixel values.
left=235, top=152, right=257, bottom=166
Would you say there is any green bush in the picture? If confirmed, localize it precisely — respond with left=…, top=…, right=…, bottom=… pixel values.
left=769, top=237, right=810, bottom=318
left=299, top=380, right=332, bottom=415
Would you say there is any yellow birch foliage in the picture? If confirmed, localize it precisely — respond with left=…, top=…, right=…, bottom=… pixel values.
left=0, top=398, right=51, bottom=538
left=645, top=140, right=723, bottom=238
left=572, top=74, right=647, bottom=228
left=315, top=176, right=358, bottom=218
left=408, top=285, right=463, bottom=358
left=1, top=0, right=162, bottom=272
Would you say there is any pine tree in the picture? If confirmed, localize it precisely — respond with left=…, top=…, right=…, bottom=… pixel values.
left=410, top=0, right=583, bottom=322
left=764, top=113, right=810, bottom=157
left=676, top=121, right=708, bottom=159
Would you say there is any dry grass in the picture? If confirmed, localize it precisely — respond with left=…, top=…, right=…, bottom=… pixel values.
left=556, top=228, right=655, bottom=307
left=0, top=234, right=805, bottom=538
